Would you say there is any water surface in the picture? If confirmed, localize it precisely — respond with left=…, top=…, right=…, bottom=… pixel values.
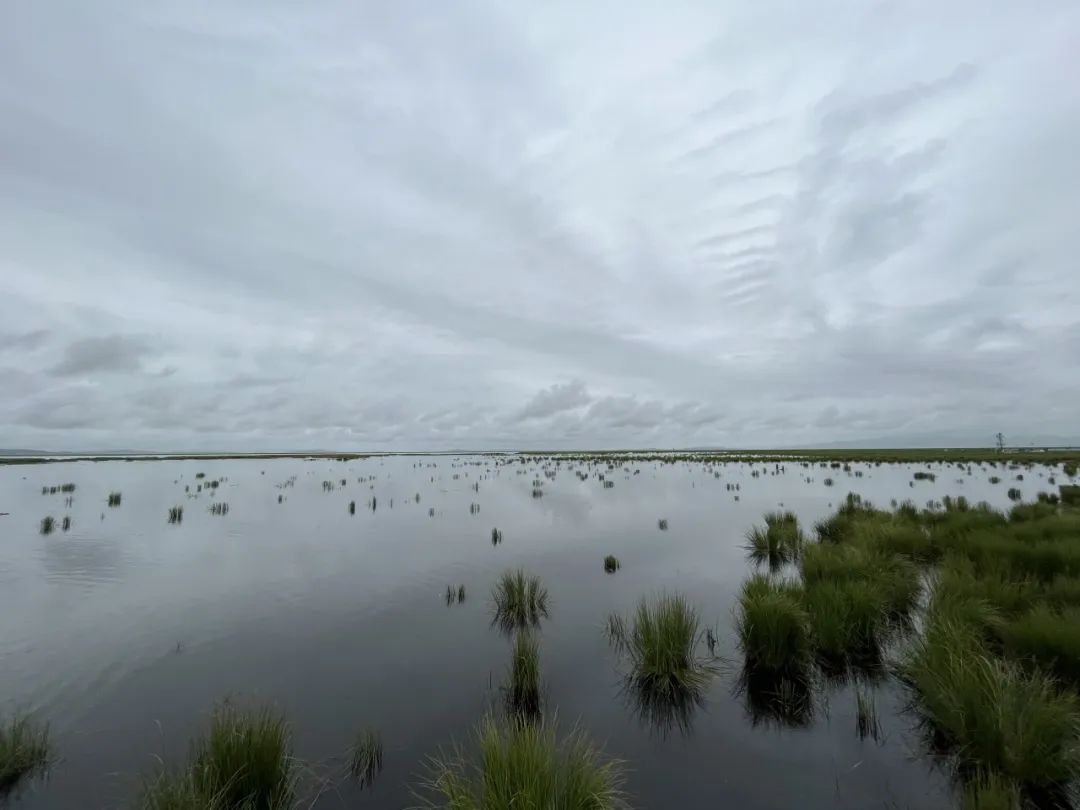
left=0, top=455, right=1051, bottom=809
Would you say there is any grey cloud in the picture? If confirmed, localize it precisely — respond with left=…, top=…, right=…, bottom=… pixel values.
left=517, top=380, right=591, bottom=421
left=1, top=1, right=1078, bottom=451
left=49, top=335, right=158, bottom=377
left=0, top=329, right=51, bottom=352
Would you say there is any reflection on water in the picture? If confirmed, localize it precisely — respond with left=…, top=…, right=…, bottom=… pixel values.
left=620, top=672, right=708, bottom=739
left=735, top=665, right=818, bottom=730
left=0, top=454, right=1044, bottom=809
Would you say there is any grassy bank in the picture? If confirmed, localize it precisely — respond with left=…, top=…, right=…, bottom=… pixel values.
left=736, top=487, right=1080, bottom=798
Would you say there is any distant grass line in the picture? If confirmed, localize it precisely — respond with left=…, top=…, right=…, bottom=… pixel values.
left=4, top=447, right=1080, bottom=466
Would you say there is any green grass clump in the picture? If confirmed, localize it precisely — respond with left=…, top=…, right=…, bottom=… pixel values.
left=745, top=511, right=803, bottom=568
left=603, top=555, right=620, bottom=574
left=415, top=716, right=626, bottom=810
left=960, top=772, right=1020, bottom=810
left=0, top=713, right=51, bottom=793
left=619, top=593, right=711, bottom=697
left=492, top=569, right=549, bottom=631
left=1060, top=485, right=1080, bottom=506
left=736, top=575, right=810, bottom=672
left=184, top=704, right=295, bottom=809
left=39, top=516, right=54, bottom=535
left=802, top=580, right=887, bottom=663
left=800, top=542, right=919, bottom=618
left=108, top=491, right=122, bottom=507
left=168, top=506, right=184, bottom=524
left=349, top=729, right=383, bottom=788
left=902, top=621, right=1080, bottom=788
left=504, top=632, right=542, bottom=719
left=999, top=605, right=1080, bottom=682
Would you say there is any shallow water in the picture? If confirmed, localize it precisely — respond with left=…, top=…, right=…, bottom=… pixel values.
left=0, top=455, right=1058, bottom=809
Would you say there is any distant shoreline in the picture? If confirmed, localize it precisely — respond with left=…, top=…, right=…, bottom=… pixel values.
left=3, top=447, right=1079, bottom=465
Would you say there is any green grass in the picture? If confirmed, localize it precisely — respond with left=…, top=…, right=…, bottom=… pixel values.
left=901, top=620, right=1080, bottom=788
left=504, top=632, right=542, bottom=719
left=414, top=715, right=626, bottom=810
left=0, top=712, right=51, bottom=793
left=39, top=516, right=54, bottom=535
left=745, top=511, right=803, bottom=568
left=189, top=704, right=295, bottom=809
left=168, top=506, right=183, bottom=524
left=138, top=771, right=231, bottom=810
left=108, top=491, right=122, bottom=507
left=736, top=575, right=810, bottom=672
left=802, top=580, right=887, bottom=663
left=999, top=605, right=1080, bottom=682
left=134, top=703, right=296, bottom=809
left=492, top=569, right=549, bottom=631
left=603, top=555, right=620, bottom=573
left=960, top=772, right=1021, bottom=810
left=616, top=593, right=712, bottom=698
left=349, top=728, right=383, bottom=788
left=800, top=542, right=919, bottom=619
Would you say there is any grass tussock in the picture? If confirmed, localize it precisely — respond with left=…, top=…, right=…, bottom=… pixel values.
left=0, top=713, right=51, bottom=793
left=349, top=729, right=383, bottom=788
left=745, top=511, right=803, bottom=568
left=139, top=703, right=295, bottom=810
left=492, top=569, right=549, bottom=631
left=168, top=506, right=184, bottom=524
left=603, top=555, right=620, bottom=574
left=612, top=593, right=713, bottom=700
left=108, top=491, right=122, bottom=507
left=736, top=575, right=811, bottom=672
left=415, top=715, right=627, bottom=810
left=901, top=620, right=1080, bottom=789
left=40, top=516, right=54, bottom=535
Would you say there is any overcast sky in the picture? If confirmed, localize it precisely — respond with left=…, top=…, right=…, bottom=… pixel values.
left=2, top=2, right=1079, bottom=451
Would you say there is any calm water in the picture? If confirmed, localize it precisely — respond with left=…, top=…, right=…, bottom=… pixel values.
left=0, top=455, right=1055, bottom=809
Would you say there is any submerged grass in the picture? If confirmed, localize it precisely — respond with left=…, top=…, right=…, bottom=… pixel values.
left=349, top=729, right=383, bottom=788
left=0, top=713, right=51, bottom=793
left=415, top=715, right=627, bottom=810
left=492, top=569, right=549, bottom=631
left=854, top=686, right=880, bottom=742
